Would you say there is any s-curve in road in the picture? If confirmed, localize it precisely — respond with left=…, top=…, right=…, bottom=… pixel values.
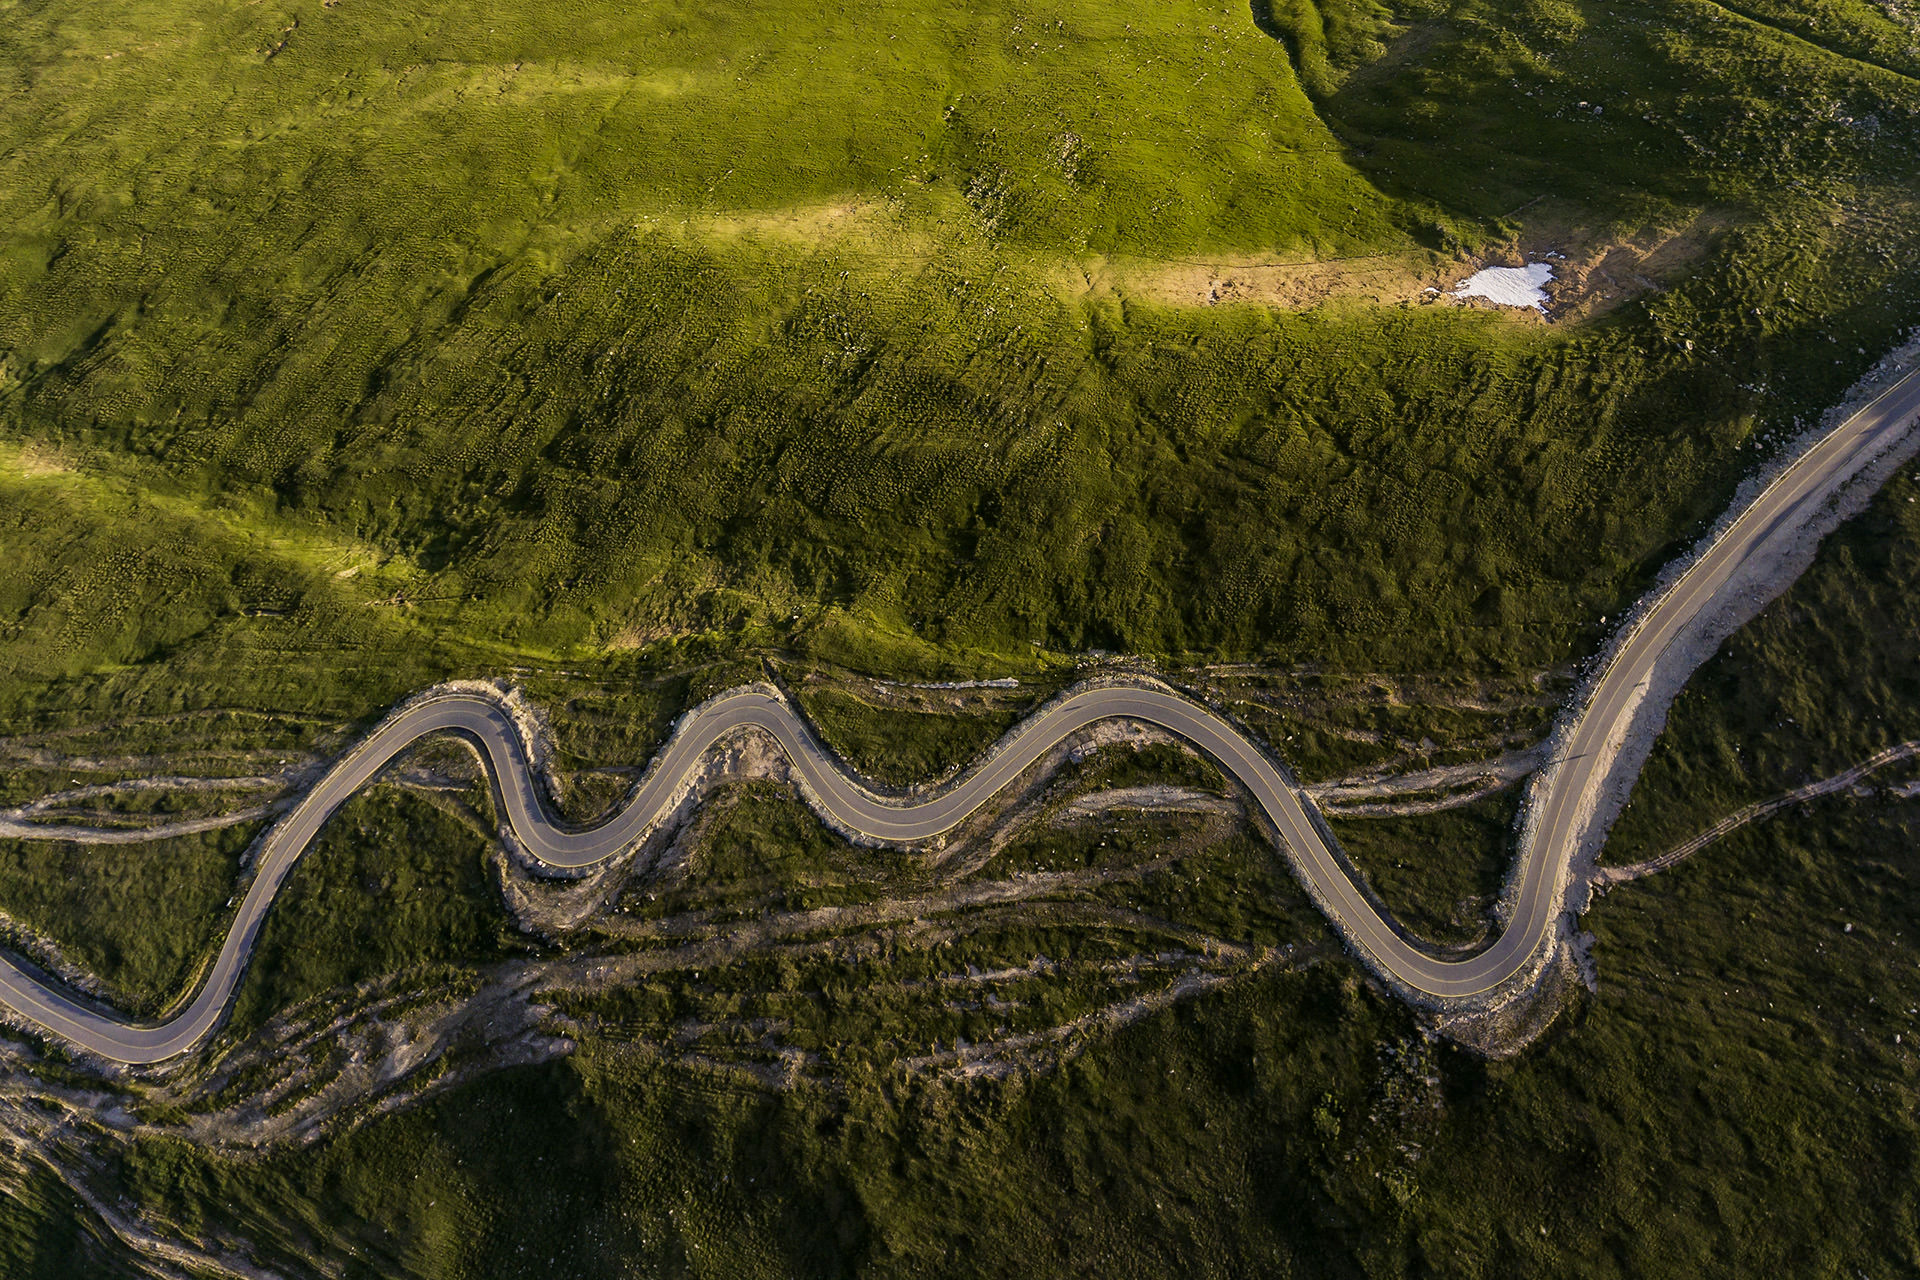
left=3, top=364, right=1919, bottom=1064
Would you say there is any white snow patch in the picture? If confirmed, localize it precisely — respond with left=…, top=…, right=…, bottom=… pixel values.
left=1452, top=261, right=1555, bottom=312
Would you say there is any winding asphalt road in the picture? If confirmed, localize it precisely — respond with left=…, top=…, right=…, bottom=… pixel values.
left=4, top=366, right=1919, bottom=1064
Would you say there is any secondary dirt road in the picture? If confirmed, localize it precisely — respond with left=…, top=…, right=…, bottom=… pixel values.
left=4, top=365, right=1919, bottom=1065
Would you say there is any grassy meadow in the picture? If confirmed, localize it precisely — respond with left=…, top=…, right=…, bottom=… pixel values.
left=3, top=0, right=1920, bottom=726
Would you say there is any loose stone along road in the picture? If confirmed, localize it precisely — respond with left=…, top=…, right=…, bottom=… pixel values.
left=6, top=366, right=1920, bottom=1065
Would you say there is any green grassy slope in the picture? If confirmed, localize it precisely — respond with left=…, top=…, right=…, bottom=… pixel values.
left=226, top=785, right=527, bottom=1036
left=0, top=824, right=251, bottom=1017
left=1330, top=791, right=1517, bottom=946
left=3, top=0, right=1920, bottom=716
left=1609, top=460, right=1920, bottom=864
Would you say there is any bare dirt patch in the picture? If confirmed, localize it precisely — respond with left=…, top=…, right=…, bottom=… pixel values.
left=2, top=442, right=73, bottom=479
left=679, top=195, right=935, bottom=259
left=1065, top=250, right=1465, bottom=313
left=1531, top=210, right=1729, bottom=320
left=1062, top=207, right=1724, bottom=319
left=605, top=619, right=690, bottom=651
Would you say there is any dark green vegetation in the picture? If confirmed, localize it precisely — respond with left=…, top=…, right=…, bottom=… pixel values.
left=1332, top=792, right=1518, bottom=947
left=0, top=824, right=252, bottom=1017
left=619, top=784, right=912, bottom=919
left=1205, top=667, right=1558, bottom=781
left=3, top=0, right=1920, bottom=1273
left=793, top=686, right=1025, bottom=788
left=226, top=785, right=529, bottom=1036
left=1063, top=738, right=1228, bottom=795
